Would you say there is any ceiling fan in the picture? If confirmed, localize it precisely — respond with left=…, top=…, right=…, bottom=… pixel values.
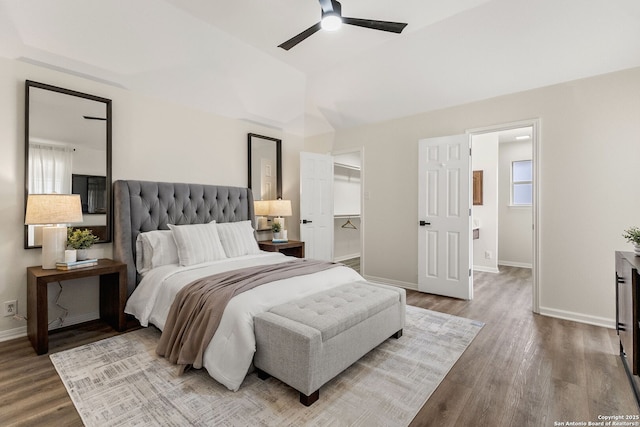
left=278, top=0, right=408, bottom=51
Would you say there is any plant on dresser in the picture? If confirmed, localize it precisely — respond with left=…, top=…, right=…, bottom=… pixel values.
left=622, top=226, right=640, bottom=255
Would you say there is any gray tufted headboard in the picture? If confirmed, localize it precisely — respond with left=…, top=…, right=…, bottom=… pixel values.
left=113, top=180, right=255, bottom=296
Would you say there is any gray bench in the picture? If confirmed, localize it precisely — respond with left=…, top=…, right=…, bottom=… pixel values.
left=254, top=281, right=406, bottom=406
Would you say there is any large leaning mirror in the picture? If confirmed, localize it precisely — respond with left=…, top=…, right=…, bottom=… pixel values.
left=248, top=133, right=282, bottom=202
left=24, top=80, right=112, bottom=249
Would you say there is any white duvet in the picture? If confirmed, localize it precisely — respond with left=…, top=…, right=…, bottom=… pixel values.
left=125, top=252, right=363, bottom=391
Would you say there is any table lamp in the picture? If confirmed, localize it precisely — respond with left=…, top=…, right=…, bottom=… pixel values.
left=254, top=200, right=270, bottom=230
left=269, top=199, right=292, bottom=242
left=25, top=194, right=83, bottom=269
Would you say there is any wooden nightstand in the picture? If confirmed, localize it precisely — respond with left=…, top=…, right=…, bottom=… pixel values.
left=258, top=240, right=305, bottom=259
left=26, top=258, right=127, bottom=355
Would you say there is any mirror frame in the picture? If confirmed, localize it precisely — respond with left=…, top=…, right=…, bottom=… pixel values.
left=24, top=80, right=113, bottom=249
left=247, top=133, right=282, bottom=200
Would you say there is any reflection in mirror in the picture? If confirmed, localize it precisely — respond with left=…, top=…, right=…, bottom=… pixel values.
left=248, top=133, right=282, bottom=232
left=248, top=133, right=282, bottom=201
left=25, top=80, right=112, bottom=248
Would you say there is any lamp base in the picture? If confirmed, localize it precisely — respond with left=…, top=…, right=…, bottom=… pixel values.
left=273, top=217, right=285, bottom=229
left=42, top=225, right=68, bottom=269
left=257, top=216, right=269, bottom=230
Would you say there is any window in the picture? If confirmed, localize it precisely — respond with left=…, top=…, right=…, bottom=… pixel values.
left=511, top=160, right=532, bottom=206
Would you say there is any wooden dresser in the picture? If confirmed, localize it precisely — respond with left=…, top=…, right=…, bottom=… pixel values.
left=616, top=251, right=640, bottom=403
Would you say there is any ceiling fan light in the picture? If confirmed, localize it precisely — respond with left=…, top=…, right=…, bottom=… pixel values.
left=321, top=14, right=342, bottom=31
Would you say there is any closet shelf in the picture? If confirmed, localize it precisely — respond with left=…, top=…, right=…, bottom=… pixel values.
left=333, top=162, right=361, bottom=171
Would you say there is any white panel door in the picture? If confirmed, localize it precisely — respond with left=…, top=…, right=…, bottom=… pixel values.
left=300, top=152, right=334, bottom=261
left=260, top=158, right=275, bottom=200
left=418, top=135, right=472, bottom=300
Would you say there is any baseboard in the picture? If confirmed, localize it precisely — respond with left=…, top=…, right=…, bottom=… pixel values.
left=539, top=306, right=615, bottom=329
left=498, top=260, right=533, bottom=269
left=0, top=325, right=27, bottom=343
left=473, top=265, right=500, bottom=274
left=334, top=253, right=361, bottom=262
left=362, top=274, right=418, bottom=291
left=0, top=311, right=101, bottom=343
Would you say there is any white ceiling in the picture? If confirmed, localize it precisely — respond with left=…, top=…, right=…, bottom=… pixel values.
left=2, top=0, right=640, bottom=137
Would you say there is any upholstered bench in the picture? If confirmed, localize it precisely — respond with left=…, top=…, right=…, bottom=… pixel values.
left=254, top=281, right=406, bottom=406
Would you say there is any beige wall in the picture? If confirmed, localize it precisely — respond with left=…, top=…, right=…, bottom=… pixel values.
left=330, top=66, right=640, bottom=327
left=0, top=57, right=303, bottom=338
left=498, top=140, right=533, bottom=267
left=2, top=58, right=639, bottom=338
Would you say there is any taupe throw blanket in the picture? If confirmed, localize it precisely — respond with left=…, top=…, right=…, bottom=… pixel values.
left=157, top=259, right=340, bottom=371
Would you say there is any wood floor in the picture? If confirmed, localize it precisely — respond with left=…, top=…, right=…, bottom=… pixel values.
left=0, top=266, right=637, bottom=426
left=408, top=266, right=640, bottom=426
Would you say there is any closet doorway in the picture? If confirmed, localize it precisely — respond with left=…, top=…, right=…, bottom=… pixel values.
left=333, top=150, right=363, bottom=274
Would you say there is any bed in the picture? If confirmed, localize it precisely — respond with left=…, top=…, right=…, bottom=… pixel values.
left=113, top=180, right=366, bottom=391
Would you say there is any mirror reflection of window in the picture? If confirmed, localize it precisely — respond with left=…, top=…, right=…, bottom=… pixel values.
left=28, top=143, right=74, bottom=194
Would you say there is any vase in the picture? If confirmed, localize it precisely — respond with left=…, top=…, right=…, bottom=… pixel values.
left=76, top=249, right=89, bottom=261
left=273, top=232, right=282, bottom=241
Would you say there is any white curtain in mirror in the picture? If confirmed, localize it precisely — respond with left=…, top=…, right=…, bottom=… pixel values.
left=28, top=143, right=73, bottom=194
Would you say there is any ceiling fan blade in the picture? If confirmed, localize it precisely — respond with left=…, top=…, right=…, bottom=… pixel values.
left=343, top=17, right=407, bottom=34
left=83, top=115, right=107, bottom=121
left=318, top=0, right=339, bottom=13
left=278, top=22, right=322, bottom=50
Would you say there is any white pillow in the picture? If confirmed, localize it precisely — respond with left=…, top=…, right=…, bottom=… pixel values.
left=135, top=230, right=179, bottom=274
left=216, top=220, right=260, bottom=258
left=168, top=222, right=227, bottom=266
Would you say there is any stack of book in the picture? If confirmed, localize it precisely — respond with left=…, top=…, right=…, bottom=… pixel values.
left=56, top=258, right=99, bottom=271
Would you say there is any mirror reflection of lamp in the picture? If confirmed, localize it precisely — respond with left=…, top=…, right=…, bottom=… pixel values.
left=254, top=200, right=270, bottom=230
left=268, top=199, right=292, bottom=242
left=24, top=194, right=83, bottom=269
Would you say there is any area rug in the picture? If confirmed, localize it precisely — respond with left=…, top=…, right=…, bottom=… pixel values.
left=50, top=305, right=483, bottom=427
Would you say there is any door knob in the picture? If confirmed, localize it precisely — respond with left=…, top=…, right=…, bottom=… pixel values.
left=419, top=220, right=430, bottom=226
left=302, top=219, right=313, bottom=224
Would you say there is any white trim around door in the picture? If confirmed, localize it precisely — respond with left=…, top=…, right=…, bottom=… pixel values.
left=467, top=119, right=541, bottom=314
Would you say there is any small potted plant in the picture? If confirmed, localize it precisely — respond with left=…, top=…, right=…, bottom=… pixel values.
left=622, top=226, right=640, bottom=256
left=67, top=228, right=99, bottom=260
left=271, top=221, right=282, bottom=241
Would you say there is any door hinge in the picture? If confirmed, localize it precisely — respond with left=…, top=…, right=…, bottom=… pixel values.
left=469, top=268, right=472, bottom=277
left=469, top=208, right=471, bottom=216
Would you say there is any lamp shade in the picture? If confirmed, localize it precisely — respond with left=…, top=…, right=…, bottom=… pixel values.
left=268, top=199, right=292, bottom=217
left=25, top=194, right=83, bottom=225
left=254, top=200, right=270, bottom=216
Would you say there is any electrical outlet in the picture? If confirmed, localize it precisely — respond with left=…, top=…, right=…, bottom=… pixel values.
left=3, top=300, right=17, bottom=317
left=484, top=251, right=492, bottom=259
